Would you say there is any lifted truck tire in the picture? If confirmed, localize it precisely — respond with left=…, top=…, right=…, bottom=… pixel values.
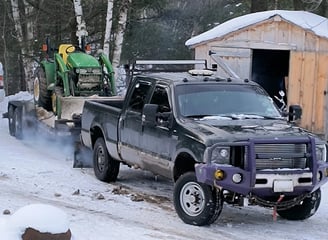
left=173, top=172, right=223, bottom=226
left=277, top=188, right=321, bottom=220
left=93, top=138, right=120, bottom=182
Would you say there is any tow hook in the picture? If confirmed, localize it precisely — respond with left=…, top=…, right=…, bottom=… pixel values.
left=273, top=195, right=285, bottom=221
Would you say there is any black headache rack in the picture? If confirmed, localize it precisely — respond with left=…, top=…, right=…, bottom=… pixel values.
left=131, top=59, right=209, bottom=73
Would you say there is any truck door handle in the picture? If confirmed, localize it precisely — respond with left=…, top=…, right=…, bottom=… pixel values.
left=119, top=117, right=125, bottom=128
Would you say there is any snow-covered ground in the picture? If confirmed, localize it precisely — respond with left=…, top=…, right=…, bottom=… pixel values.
left=0, top=91, right=327, bottom=240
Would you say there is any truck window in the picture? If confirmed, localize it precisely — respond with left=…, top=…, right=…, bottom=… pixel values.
left=150, top=86, right=170, bottom=112
left=176, top=84, right=281, bottom=118
left=128, top=81, right=152, bottom=112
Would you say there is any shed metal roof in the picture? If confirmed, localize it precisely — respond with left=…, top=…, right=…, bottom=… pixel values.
left=185, top=10, right=328, bottom=47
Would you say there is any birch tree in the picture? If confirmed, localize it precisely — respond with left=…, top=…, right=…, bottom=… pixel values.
left=103, top=0, right=114, bottom=58
left=112, top=0, right=132, bottom=70
left=10, top=0, right=35, bottom=92
left=73, top=0, right=88, bottom=47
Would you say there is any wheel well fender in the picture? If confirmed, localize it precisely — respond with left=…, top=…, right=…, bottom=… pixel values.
left=90, top=125, right=105, bottom=148
left=40, top=61, right=55, bottom=87
left=173, top=152, right=197, bottom=182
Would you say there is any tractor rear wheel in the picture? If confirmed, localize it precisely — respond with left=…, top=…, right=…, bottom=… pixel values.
left=34, top=67, right=52, bottom=111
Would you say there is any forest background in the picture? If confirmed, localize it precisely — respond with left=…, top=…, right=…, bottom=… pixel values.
left=1, top=0, right=328, bottom=95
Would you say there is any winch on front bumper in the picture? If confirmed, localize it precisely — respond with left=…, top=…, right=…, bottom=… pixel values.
left=195, top=136, right=328, bottom=197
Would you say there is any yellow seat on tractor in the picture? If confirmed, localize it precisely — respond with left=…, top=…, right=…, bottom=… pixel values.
left=58, top=44, right=75, bottom=64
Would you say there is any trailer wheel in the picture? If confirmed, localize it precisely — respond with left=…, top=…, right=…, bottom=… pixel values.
left=173, top=172, right=223, bottom=226
left=8, top=105, right=15, bottom=136
left=34, top=67, right=52, bottom=111
left=13, top=107, right=23, bottom=139
left=277, top=188, right=321, bottom=220
left=93, top=138, right=120, bottom=182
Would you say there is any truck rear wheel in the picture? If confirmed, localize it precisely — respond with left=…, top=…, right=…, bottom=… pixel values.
left=93, top=138, right=120, bottom=182
left=173, top=172, right=223, bottom=226
left=277, top=188, right=321, bottom=220
left=34, top=67, right=52, bottom=111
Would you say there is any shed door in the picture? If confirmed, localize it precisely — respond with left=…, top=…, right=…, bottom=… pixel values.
left=209, top=46, right=251, bottom=79
left=251, top=49, right=290, bottom=108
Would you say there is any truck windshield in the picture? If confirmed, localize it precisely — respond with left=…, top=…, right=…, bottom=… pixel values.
left=176, top=83, right=281, bottom=119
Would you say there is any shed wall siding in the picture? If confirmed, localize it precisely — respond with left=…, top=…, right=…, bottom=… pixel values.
left=195, top=19, right=327, bottom=57
left=315, top=53, right=328, bottom=137
left=285, top=51, right=327, bottom=136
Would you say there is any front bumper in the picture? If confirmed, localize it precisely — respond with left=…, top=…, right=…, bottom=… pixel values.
left=195, top=136, right=328, bottom=197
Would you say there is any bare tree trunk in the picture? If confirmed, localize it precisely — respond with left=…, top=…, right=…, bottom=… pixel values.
left=1, top=1, right=9, bottom=95
left=23, top=0, right=35, bottom=92
left=72, top=0, right=88, bottom=47
left=112, top=0, right=131, bottom=70
left=103, top=0, right=114, bottom=58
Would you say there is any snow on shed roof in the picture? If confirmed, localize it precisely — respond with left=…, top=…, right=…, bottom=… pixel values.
left=185, top=10, right=328, bottom=47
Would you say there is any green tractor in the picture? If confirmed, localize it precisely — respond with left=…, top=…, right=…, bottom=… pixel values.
left=33, top=38, right=116, bottom=120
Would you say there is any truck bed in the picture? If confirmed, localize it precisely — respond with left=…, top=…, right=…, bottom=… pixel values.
left=80, top=96, right=125, bottom=151
left=85, top=96, right=125, bottom=109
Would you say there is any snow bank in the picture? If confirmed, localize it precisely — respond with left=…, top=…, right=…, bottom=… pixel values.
left=1, top=204, right=70, bottom=240
left=0, top=91, right=33, bottom=113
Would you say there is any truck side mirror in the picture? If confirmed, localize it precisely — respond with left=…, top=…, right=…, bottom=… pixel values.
left=142, top=104, right=158, bottom=127
left=288, top=105, right=302, bottom=122
left=142, top=104, right=172, bottom=128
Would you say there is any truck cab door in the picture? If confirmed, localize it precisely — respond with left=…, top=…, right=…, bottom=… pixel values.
left=139, top=85, right=175, bottom=178
left=118, top=80, right=152, bottom=167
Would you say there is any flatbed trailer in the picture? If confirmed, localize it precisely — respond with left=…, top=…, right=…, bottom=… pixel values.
left=4, top=99, right=81, bottom=141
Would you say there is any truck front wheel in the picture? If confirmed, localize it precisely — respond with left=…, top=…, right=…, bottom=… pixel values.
left=93, top=138, right=120, bottom=182
left=277, top=188, right=321, bottom=220
left=173, top=172, right=223, bottom=226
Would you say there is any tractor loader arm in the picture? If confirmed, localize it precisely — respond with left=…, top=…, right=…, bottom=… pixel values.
left=99, top=53, right=116, bottom=95
left=55, top=53, right=71, bottom=97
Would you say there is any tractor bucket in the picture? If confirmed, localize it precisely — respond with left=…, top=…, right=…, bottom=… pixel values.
left=58, top=96, right=87, bottom=120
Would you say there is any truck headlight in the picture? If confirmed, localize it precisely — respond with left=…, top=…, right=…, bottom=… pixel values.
left=316, top=144, right=327, bottom=162
left=211, top=147, right=230, bottom=164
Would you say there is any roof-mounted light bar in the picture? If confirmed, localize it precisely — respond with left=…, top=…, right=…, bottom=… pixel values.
left=135, top=60, right=206, bottom=65
left=132, top=59, right=208, bottom=73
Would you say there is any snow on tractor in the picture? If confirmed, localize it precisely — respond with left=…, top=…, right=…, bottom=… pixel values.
left=33, top=37, right=116, bottom=120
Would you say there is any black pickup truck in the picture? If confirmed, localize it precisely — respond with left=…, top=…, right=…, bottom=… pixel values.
left=80, top=69, right=328, bottom=226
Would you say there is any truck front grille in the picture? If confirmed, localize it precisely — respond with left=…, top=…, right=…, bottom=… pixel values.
left=253, top=143, right=308, bottom=170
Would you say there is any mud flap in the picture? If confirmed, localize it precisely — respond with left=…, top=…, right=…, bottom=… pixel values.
left=73, top=141, right=93, bottom=168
